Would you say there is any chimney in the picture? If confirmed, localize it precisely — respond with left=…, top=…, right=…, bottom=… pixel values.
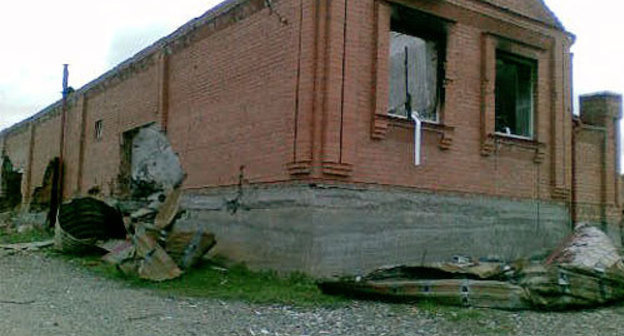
left=579, top=92, right=622, bottom=127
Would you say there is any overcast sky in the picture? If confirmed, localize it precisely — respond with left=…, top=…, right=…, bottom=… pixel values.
left=0, top=0, right=623, bottom=131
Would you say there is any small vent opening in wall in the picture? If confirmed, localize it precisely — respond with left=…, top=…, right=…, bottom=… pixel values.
left=95, top=120, right=103, bottom=140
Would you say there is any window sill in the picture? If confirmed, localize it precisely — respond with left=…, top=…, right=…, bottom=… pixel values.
left=376, top=114, right=454, bottom=150
left=481, top=133, right=546, bottom=163
left=492, top=133, right=541, bottom=148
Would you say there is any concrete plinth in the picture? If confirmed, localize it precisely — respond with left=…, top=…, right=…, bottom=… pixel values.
left=180, top=183, right=571, bottom=276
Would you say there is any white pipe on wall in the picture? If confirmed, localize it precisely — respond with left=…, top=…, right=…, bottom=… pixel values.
left=412, top=113, right=422, bottom=166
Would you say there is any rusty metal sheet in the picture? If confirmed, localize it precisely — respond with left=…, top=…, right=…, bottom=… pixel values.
left=320, top=278, right=528, bottom=310
left=101, top=240, right=135, bottom=265
left=153, top=187, right=182, bottom=230
left=0, top=240, right=54, bottom=251
left=320, top=224, right=624, bottom=310
left=165, top=227, right=215, bottom=269
left=135, top=232, right=182, bottom=281
left=54, top=221, right=98, bottom=254
left=58, top=197, right=126, bottom=240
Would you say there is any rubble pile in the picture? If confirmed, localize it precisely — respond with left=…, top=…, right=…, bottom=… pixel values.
left=320, top=224, right=624, bottom=310
left=54, top=125, right=215, bottom=281
left=54, top=190, right=216, bottom=281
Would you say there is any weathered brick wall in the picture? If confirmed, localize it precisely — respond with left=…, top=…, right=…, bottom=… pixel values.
left=1, top=0, right=301, bottom=205
left=29, top=114, right=61, bottom=198
left=573, top=93, right=622, bottom=242
left=166, top=0, right=299, bottom=188
left=292, top=0, right=574, bottom=205
left=0, top=0, right=617, bottom=235
left=62, top=97, right=85, bottom=197
left=1, top=124, right=33, bottom=204
left=1, top=126, right=30, bottom=173
left=79, top=63, right=160, bottom=196
left=1, top=0, right=622, bottom=273
left=477, top=0, right=562, bottom=27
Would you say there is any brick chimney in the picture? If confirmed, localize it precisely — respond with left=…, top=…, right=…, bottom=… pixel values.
left=579, top=92, right=622, bottom=127
left=574, top=92, right=622, bottom=241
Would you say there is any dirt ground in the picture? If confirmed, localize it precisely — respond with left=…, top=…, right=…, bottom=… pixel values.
left=2, top=251, right=624, bottom=336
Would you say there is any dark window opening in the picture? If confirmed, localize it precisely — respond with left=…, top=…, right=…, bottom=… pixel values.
left=388, top=6, right=447, bottom=122
left=495, top=52, right=536, bottom=138
left=95, top=120, right=103, bottom=140
left=0, top=155, right=23, bottom=212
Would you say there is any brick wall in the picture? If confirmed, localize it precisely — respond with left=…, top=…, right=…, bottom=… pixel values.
left=573, top=93, right=623, bottom=242
left=2, top=123, right=35, bottom=206
left=29, top=114, right=61, bottom=198
left=1, top=0, right=623, bottom=272
left=167, top=0, right=299, bottom=188
left=0, top=0, right=618, bottom=233
left=79, top=63, right=160, bottom=196
left=284, top=0, right=575, bottom=205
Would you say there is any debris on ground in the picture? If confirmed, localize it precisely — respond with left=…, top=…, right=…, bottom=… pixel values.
left=319, top=262, right=529, bottom=310
left=54, top=197, right=127, bottom=254
left=319, top=223, right=624, bottom=311
left=134, top=231, right=182, bottom=281
left=50, top=126, right=212, bottom=281
left=164, top=220, right=216, bottom=270
left=100, top=240, right=134, bottom=265
left=0, top=240, right=54, bottom=251
left=53, top=188, right=215, bottom=281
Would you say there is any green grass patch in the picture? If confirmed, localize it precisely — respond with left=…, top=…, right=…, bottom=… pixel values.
left=0, top=227, right=53, bottom=244
left=50, top=252, right=348, bottom=308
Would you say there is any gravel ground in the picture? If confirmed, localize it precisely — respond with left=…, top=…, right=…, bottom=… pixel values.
left=2, top=251, right=624, bottom=336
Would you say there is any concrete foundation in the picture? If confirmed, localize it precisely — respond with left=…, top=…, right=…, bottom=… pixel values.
left=179, top=183, right=571, bottom=276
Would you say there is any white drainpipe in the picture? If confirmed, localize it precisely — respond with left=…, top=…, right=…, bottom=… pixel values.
left=412, top=113, right=422, bottom=166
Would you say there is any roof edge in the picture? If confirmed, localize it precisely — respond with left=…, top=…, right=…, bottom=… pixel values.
left=1, top=0, right=256, bottom=137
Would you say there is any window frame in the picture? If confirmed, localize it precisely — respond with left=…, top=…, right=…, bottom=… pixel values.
left=494, top=51, right=537, bottom=140
left=387, top=5, right=447, bottom=124
left=479, top=33, right=548, bottom=158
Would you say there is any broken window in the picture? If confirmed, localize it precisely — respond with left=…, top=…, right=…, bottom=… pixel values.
left=388, top=6, right=446, bottom=122
left=495, top=52, right=536, bottom=138
left=95, top=120, right=103, bottom=140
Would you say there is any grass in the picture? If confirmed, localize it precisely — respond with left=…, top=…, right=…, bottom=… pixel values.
left=0, top=222, right=345, bottom=308
left=0, top=227, right=53, bottom=244
left=49, top=252, right=349, bottom=308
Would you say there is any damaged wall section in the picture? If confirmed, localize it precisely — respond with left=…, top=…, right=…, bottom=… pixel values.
left=29, top=158, right=59, bottom=212
left=124, top=124, right=184, bottom=198
left=0, top=155, right=23, bottom=212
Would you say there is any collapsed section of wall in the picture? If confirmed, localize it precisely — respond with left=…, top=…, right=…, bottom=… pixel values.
left=0, top=155, right=23, bottom=212
left=177, top=183, right=570, bottom=276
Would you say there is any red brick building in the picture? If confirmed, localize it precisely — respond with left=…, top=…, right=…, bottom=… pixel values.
left=1, top=0, right=622, bottom=275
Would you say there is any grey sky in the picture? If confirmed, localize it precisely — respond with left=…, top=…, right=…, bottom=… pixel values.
left=0, top=0, right=221, bottom=130
left=545, top=0, right=624, bottom=109
left=0, top=0, right=622, bottom=131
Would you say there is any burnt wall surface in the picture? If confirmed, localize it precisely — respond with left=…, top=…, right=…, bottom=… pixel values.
left=180, top=183, right=570, bottom=275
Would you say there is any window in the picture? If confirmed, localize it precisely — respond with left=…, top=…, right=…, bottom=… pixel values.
left=387, top=6, right=446, bottom=122
left=94, top=120, right=103, bottom=140
left=495, top=52, right=536, bottom=138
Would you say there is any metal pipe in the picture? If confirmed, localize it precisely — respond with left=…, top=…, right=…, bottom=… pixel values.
left=59, top=64, right=69, bottom=200
left=412, top=113, right=422, bottom=166
left=49, top=64, right=69, bottom=228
